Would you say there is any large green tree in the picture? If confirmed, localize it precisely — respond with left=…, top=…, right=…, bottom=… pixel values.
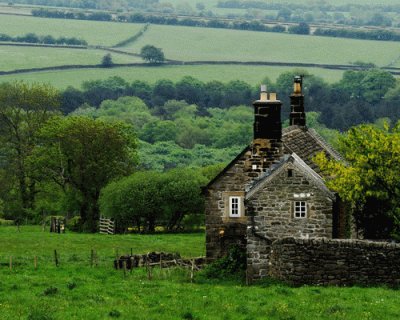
left=33, top=116, right=137, bottom=232
left=140, top=45, right=165, bottom=64
left=0, top=82, right=60, bottom=223
left=315, top=121, right=400, bottom=238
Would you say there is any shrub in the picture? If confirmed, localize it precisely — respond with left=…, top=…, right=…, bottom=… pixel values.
left=199, top=245, right=246, bottom=280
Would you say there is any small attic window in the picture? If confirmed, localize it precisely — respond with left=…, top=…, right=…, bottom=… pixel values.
left=287, top=169, right=293, bottom=177
left=229, top=196, right=242, bottom=218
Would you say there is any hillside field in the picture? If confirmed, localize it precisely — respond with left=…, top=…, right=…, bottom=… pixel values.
left=0, top=65, right=345, bottom=88
left=0, top=45, right=140, bottom=71
left=0, top=226, right=400, bottom=319
left=0, top=14, right=145, bottom=47
left=121, top=24, right=400, bottom=67
left=0, top=12, right=400, bottom=89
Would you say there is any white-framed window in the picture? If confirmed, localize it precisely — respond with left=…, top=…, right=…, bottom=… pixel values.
left=229, top=196, right=241, bottom=217
left=294, top=201, right=307, bottom=218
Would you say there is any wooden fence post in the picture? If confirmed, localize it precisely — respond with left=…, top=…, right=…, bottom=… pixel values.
left=90, top=249, right=94, bottom=267
left=54, top=250, right=59, bottom=267
left=190, top=259, right=195, bottom=283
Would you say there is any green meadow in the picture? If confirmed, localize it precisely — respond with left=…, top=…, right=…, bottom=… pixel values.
left=0, top=65, right=345, bottom=89
left=0, top=45, right=140, bottom=71
left=122, top=24, right=400, bottom=67
left=0, top=14, right=145, bottom=47
left=0, top=226, right=400, bottom=320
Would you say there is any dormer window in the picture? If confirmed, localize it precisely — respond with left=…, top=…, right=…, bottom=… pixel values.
left=229, top=196, right=242, bottom=217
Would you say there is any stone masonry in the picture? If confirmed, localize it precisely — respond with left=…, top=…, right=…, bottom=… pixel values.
left=270, top=237, right=400, bottom=286
left=246, top=156, right=335, bottom=280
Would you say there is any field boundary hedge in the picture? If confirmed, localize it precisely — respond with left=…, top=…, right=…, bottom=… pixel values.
left=2, top=61, right=400, bottom=76
left=0, top=42, right=87, bottom=49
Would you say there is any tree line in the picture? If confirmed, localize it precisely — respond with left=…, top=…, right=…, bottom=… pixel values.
left=0, top=32, right=87, bottom=46
left=218, top=1, right=399, bottom=27
left=60, top=69, right=400, bottom=132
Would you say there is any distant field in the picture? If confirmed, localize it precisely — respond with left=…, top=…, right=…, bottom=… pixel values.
left=0, top=46, right=140, bottom=71
left=0, top=15, right=145, bottom=46
left=124, top=25, right=400, bottom=67
left=166, top=0, right=400, bottom=7
left=0, top=65, right=345, bottom=89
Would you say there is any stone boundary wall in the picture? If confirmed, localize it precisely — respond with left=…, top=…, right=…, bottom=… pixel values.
left=269, top=237, right=400, bottom=286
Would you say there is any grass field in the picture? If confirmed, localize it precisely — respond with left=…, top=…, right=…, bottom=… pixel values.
left=1, top=226, right=400, bottom=320
left=123, top=25, right=400, bottom=67
left=0, top=65, right=345, bottom=88
left=0, top=15, right=145, bottom=46
left=0, top=46, right=140, bottom=71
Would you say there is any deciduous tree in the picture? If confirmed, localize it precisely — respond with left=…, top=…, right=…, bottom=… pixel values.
left=315, top=121, right=400, bottom=238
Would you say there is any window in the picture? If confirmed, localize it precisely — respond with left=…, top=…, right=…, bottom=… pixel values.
left=294, top=201, right=307, bottom=218
left=229, top=196, right=241, bottom=217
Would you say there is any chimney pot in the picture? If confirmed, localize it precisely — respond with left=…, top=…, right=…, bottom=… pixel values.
left=260, top=84, right=268, bottom=101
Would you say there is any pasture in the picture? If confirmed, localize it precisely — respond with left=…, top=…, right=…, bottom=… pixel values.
left=0, top=65, right=345, bottom=89
left=0, top=45, right=140, bottom=71
left=0, top=226, right=400, bottom=320
left=122, top=24, right=400, bottom=67
left=0, top=14, right=145, bottom=47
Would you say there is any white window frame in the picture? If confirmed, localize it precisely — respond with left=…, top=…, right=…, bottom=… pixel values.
left=229, top=196, right=242, bottom=218
left=294, top=201, right=307, bottom=218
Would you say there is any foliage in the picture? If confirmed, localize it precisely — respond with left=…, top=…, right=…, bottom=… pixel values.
left=0, top=32, right=87, bottom=45
left=288, top=22, right=310, bottom=35
left=314, top=121, right=400, bottom=238
left=0, top=81, right=60, bottom=224
left=32, top=116, right=137, bottom=232
left=99, top=168, right=207, bottom=232
left=140, top=45, right=165, bottom=63
left=101, top=53, right=113, bottom=67
left=199, top=245, right=246, bottom=280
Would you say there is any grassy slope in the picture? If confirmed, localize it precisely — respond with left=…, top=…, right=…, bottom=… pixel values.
left=0, top=46, right=141, bottom=71
left=0, top=226, right=400, bottom=320
left=0, top=65, right=344, bottom=88
left=124, top=25, right=400, bottom=67
left=0, top=14, right=145, bottom=46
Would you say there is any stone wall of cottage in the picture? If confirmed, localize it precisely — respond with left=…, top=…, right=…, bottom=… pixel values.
left=205, top=149, right=251, bottom=260
left=270, top=237, right=400, bottom=286
left=246, top=165, right=334, bottom=280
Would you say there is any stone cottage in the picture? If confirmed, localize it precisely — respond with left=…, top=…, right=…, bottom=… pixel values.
left=204, top=76, right=349, bottom=280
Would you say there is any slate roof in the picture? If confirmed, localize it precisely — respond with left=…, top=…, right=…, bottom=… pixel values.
left=282, top=125, right=342, bottom=173
left=245, top=152, right=335, bottom=200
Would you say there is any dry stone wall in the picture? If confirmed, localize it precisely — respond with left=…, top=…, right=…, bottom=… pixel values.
left=269, top=237, right=400, bottom=286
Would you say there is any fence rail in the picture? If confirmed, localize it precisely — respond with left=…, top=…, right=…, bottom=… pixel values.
left=99, top=217, right=115, bottom=235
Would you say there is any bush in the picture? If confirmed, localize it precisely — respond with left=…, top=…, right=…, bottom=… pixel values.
left=66, top=216, right=81, bottom=231
left=199, top=245, right=246, bottom=280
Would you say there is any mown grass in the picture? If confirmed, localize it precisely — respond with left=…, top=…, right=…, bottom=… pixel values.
left=0, top=15, right=145, bottom=46
left=0, top=65, right=345, bottom=89
left=123, top=24, right=400, bottom=67
left=1, top=226, right=400, bottom=319
left=0, top=46, right=141, bottom=71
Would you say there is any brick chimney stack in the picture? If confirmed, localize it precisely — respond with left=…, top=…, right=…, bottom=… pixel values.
left=289, top=76, right=306, bottom=126
left=249, top=85, right=283, bottom=172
